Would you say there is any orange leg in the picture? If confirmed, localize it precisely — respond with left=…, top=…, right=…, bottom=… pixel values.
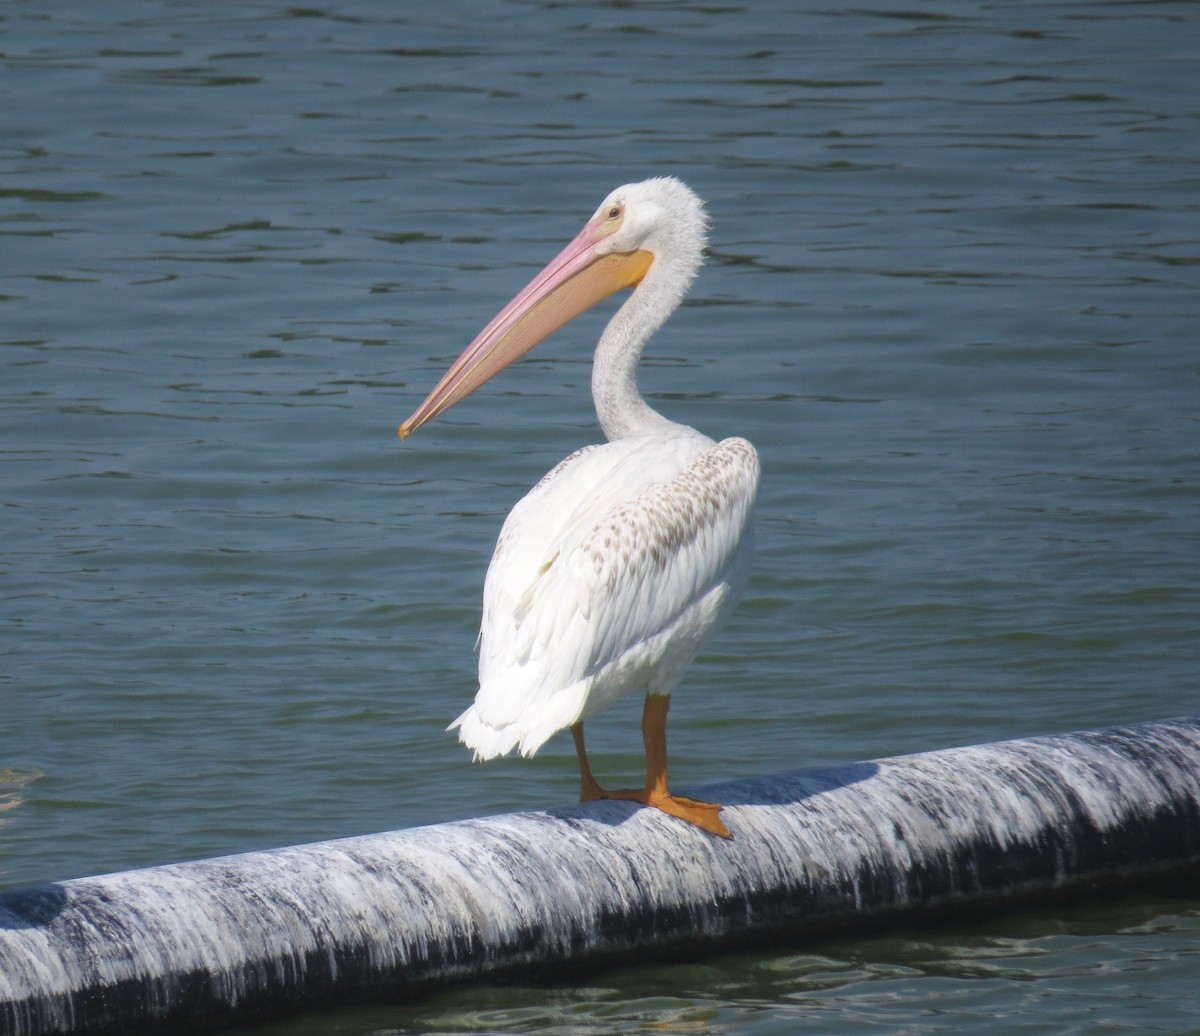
left=571, top=721, right=606, bottom=803
left=570, top=696, right=730, bottom=839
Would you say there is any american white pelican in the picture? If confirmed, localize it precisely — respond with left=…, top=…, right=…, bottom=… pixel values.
left=400, top=177, right=758, bottom=837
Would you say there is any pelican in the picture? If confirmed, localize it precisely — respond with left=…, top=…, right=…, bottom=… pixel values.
left=400, top=177, right=758, bottom=838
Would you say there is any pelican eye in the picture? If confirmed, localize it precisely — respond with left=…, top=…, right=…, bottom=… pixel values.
left=594, top=202, right=624, bottom=240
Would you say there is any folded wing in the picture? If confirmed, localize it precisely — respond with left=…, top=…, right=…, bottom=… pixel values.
left=451, top=431, right=759, bottom=759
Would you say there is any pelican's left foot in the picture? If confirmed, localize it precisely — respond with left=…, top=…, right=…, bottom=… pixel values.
left=645, top=789, right=730, bottom=839
left=581, top=783, right=731, bottom=839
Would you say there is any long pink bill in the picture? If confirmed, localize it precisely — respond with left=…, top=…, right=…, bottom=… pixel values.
left=399, top=222, right=652, bottom=439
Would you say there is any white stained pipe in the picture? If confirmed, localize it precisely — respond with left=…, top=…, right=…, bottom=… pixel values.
left=2, top=717, right=1199, bottom=1035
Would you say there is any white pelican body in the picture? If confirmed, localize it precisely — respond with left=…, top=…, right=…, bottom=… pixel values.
left=462, top=428, right=756, bottom=760
left=401, top=178, right=759, bottom=837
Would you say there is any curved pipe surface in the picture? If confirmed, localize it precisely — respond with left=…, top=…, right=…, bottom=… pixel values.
left=2, top=717, right=1199, bottom=1035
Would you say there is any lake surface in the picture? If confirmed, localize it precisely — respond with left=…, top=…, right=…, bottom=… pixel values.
left=2, top=1, right=1198, bottom=1031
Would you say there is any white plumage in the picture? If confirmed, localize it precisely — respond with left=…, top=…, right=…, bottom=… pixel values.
left=455, top=429, right=757, bottom=759
left=401, top=177, right=759, bottom=837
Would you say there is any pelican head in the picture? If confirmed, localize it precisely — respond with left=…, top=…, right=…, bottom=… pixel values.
left=399, top=177, right=707, bottom=439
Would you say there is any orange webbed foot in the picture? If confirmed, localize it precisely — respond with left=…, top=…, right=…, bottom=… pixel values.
left=644, top=789, right=731, bottom=839
left=581, top=781, right=731, bottom=838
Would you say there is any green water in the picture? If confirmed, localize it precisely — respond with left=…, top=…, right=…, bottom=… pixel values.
left=2, top=1, right=1198, bottom=1031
